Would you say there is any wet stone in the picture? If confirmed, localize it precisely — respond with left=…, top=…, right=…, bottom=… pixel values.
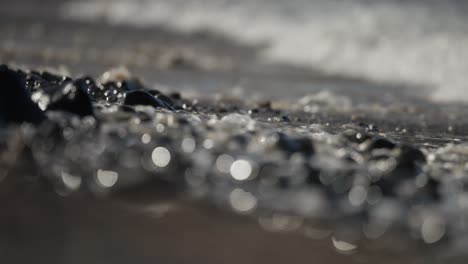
left=23, top=72, right=44, bottom=92
left=101, top=82, right=126, bottom=104
left=145, top=89, right=162, bottom=96
left=155, top=93, right=177, bottom=108
left=398, top=145, right=426, bottom=165
left=305, top=166, right=321, bottom=185
left=76, top=78, right=126, bottom=104
left=363, top=137, right=397, bottom=151
left=124, top=91, right=175, bottom=110
left=40, top=71, right=68, bottom=83
left=0, top=65, right=45, bottom=124
left=44, top=83, right=94, bottom=117
left=275, top=132, right=315, bottom=156
left=74, top=76, right=97, bottom=93
left=121, top=78, right=146, bottom=92
left=169, top=92, right=182, bottom=100
left=229, top=134, right=251, bottom=149
left=374, top=146, right=427, bottom=197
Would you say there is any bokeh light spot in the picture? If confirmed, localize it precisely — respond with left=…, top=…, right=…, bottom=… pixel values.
left=97, top=169, right=119, bottom=188
left=152, top=147, right=171, bottom=168
left=230, top=159, right=252, bottom=181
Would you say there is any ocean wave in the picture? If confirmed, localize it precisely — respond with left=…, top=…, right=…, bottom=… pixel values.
left=62, top=0, right=468, bottom=101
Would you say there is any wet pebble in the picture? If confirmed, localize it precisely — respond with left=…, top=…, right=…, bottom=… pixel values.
left=42, top=83, right=94, bottom=117
left=276, top=132, right=315, bottom=156
left=0, top=65, right=45, bottom=124
left=124, top=91, right=175, bottom=110
left=362, top=137, right=397, bottom=151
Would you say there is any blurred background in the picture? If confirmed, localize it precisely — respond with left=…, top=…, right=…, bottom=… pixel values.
left=2, top=0, right=468, bottom=101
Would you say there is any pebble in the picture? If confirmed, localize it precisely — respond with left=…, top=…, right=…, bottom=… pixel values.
left=43, top=83, right=94, bottom=117
left=124, top=91, right=175, bottom=110
left=364, top=137, right=397, bottom=150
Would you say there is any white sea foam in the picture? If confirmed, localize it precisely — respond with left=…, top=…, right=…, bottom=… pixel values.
left=62, top=0, right=468, bottom=101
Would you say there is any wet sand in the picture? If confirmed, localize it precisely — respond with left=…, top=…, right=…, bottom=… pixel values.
left=0, top=170, right=449, bottom=264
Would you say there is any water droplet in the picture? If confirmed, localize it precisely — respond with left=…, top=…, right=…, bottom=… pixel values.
left=332, top=237, right=357, bottom=252
left=421, top=215, right=446, bottom=244
left=203, top=139, right=214, bottom=149
left=152, top=147, right=171, bottom=168
left=141, top=133, right=151, bottom=144
left=156, top=124, right=165, bottom=133
left=97, top=169, right=119, bottom=188
left=61, top=172, right=82, bottom=191
left=230, top=159, right=253, bottom=181
left=229, top=188, right=257, bottom=213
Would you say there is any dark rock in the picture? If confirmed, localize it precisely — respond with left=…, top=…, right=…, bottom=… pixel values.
left=21, top=71, right=70, bottom=94
left=77, top=77, right=126, bottom=104
left=248, top=108, right=259, bottom=114
left=36, top=82, right=94, bottom=117
left=120, top=105, right=137, bottom=113
left=305, top=166, right=321, bottom=185
left=123, top=91, right=174, bottom=110
left=145, top=90, right=179, bottom=108
left=147, top=89, right=180, bottom=108
left=74, top=76, right=95, bottom=89
left=40, top=71, right=64, bottom=83
left=24, top=71, right=46, bottom=92
left=365, top=137, right=397, bottom=150
left=102, top=82, right=126, bottom=104
left=398, top=144, right=426, bottom=165
left=169, top=92, right=182, bottom=100
left=155, top=93, right=176, bottom=107
left=121, top=78, right=146, bottom=92
left=421, top=176, right=440, bottom=201
left=375, top=144, right=427, bottom=197
left=393, top=145, right=426, bottom=175
left=281, top=115, right=291, bottom=123
left=74, top=76, right=102, bottom=101
left=229, top=134, right=250, bottom=148
left=276, top=132, right=315, bottom=156
left=0, top=65, right=45, bottom=124
left=146, top=89, right=162, bottom=96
